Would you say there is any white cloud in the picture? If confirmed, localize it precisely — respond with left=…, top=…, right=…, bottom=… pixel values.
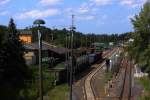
left=78, top=7, right=89, bottom=14
left=90, top=0, right=112, bottom=6
left=64, top=2, right=98, bottom=15
left=120, top=0, right=146, bottom=8
left=16, top=9, right=60, bottom=19
left=0, top=11, right=9, bottom=16
left=120, top=0, right=138, bottom=8
left=39, top=0, right=62, bottom=5
left=78, top=15, right=95, bottom=21
left=77, top=3, right=91, bottom=14
left=127, top=14, right=135, bottom=20
left=84, top=15, right=95, bottom=20
left=0, top=0, right=10, bottom=5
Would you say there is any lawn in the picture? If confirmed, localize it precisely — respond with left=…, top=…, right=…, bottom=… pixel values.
left=47, top=84, right=69, bottom=100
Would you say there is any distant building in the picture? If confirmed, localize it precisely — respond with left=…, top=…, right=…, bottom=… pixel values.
left=24, top=41, right=70, bottom=65
left=109, top=42, right=114, bottom=46
left=92, top=42, right=107, bottom=52
left=128, top=38, right=134, bottom=42
left=19, top=30, right=32, bottom=44
left=134, top=64, right=148, bottom=78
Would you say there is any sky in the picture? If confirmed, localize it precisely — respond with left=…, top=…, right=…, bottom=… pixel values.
left=0, top=0, right=148, bottom=34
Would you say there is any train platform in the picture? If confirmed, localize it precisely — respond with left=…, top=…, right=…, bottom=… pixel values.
left=72, top=48, right=119, bottom=100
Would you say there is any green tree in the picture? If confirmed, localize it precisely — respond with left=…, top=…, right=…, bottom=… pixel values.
left=0, top=25, right=8, bottom=44
left=128, top=1, right=150, bottom=75
left=0, top=18, right=31, bottom=100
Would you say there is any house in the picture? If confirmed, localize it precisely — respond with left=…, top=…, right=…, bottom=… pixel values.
left=24, top=41, right=71, bottom=84
left=19, top=30, right=32, bottom=44
left=24, top=41, right=70, bottom=65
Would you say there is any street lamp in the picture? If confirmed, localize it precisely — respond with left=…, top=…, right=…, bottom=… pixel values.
left=33, top=19, right=45, bottom=100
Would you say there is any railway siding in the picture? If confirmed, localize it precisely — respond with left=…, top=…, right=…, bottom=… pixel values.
left=84, top=48, right=119, bottom=100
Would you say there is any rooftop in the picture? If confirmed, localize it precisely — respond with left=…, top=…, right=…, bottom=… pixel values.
left=19, top=30, right=32, bottom=35
left=24, top=41, right=70, bottom=54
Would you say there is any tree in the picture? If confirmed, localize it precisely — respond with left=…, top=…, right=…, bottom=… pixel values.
left=0, top=25, right=8, bottom=44
left=8, top=18, right=17, bottom=37
left=0, top=18, right=31, bottom=100
left=128, top=1, right=150, bottom=76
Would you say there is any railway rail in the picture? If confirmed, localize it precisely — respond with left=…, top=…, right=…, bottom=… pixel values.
left=119, top=58, right=132, bottom=100
left=83, top=48, right=119, bottom=100
left=98, top=58, right=132, bottom=100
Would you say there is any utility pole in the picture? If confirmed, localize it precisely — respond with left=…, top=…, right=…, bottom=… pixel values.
left=129, top=57, right=132, bottom=99
left=51, top=26, right=55, bottom=67
left=33, top=19, right=45, bottom=100
left=70, top=14, right=75, bottom=100
left=86, top=35, right=87, bottom=48
left=37, top=30, right=43, bottom=100
left=66, top=30, right=70, bottom=85
left=51, top=26, right=55, bottom=42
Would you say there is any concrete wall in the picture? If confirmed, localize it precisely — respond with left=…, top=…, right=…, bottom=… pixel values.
left=24, top=52, right=36, bottom=65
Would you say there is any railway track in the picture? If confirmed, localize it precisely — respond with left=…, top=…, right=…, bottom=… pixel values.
left=99, top=57, right=132, bottom=100
left=83, top=48, right=119, bottom=100
left=119, top=58, right=132, bottom=100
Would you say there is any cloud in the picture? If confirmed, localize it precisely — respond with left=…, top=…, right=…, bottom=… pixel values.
left=120, top=0, right=138, bottom=8
left=78, top=6, right=89, bottom=14
left=77, top=3, right=91, bottom=14
left=0, top=11, right=9, bottom=16
left=63, top=1, right=108, bottom=23
left=16, top=9, right=60, bottom=19
left=64, top=2, right=98, bottom=16
left=77, top=15, right=95, bottom=21
left=0, top=0, right=10, bottom=5
left=90, top=0, right=112, bottom=6
left=127, top=14, right=135, bottom=20
left=120, top=0, right=146, bottom=8
left=39, top=0, right=62, bottom=5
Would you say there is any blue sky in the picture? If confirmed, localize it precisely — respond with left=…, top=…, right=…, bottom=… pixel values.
left=0, top=0, right=147, bottom=34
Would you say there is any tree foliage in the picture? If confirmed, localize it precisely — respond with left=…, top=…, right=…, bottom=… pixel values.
left=0, top=18, right=31, bottom=100
left=128, top=1, right=150, bottom=75
left=29, top=26, right=128, bottom=48
left=0, top=25, right=8, bottom=44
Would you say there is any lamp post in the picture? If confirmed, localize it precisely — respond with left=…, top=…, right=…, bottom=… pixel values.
left=33, top=19, right=45, bottom=100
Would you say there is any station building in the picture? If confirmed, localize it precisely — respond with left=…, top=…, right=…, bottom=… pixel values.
left=19, top=30, right=32, bottom=44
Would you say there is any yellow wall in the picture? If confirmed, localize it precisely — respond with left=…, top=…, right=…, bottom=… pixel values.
left=19, top=35, right=32, bottom=43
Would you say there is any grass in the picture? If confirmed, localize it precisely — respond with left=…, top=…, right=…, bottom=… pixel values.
left=19, top=64, right=55, bottom=100
left=26, top=64, right=69, bottom=100
left=137, top=76, right=150, bottom=100
left=47, top=84, right=69, bottom=100
left=139, top=77, right=150, bottom=91
left=55, top=63, right=65, bottom=69
left=105, top=71, right=113, bottom=82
